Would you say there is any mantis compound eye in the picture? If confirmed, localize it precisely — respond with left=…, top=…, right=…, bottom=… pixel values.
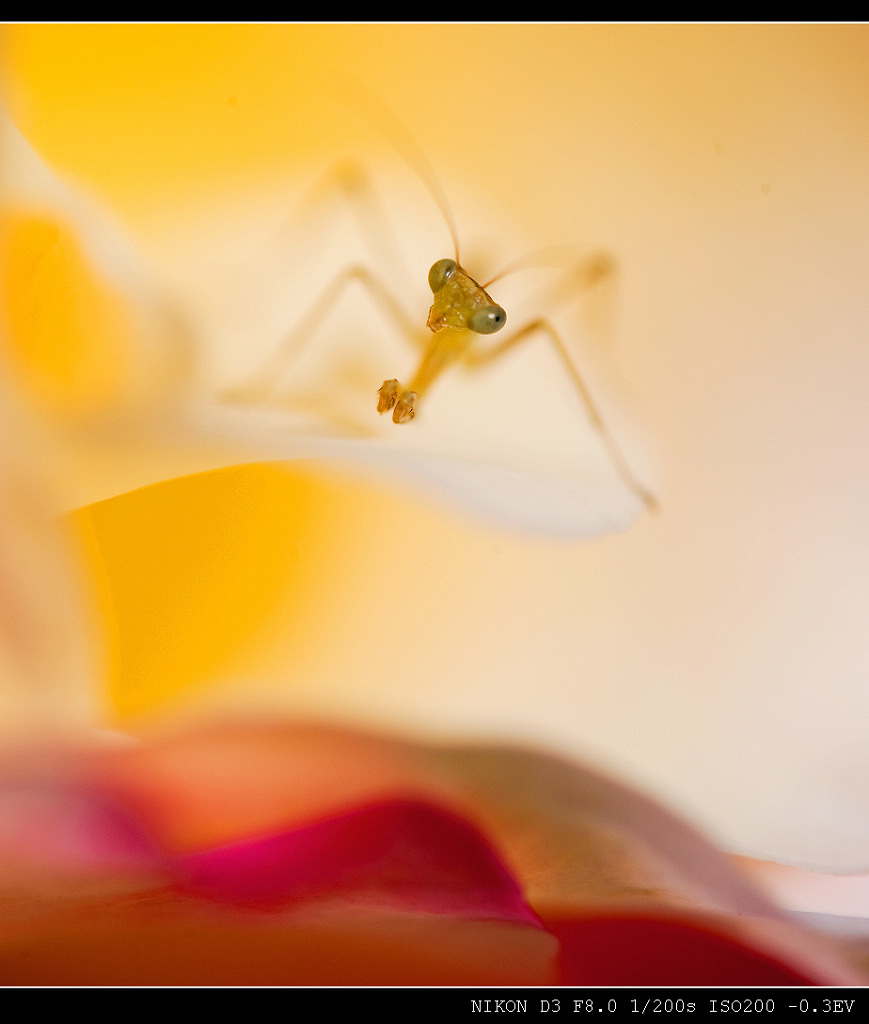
left=428, top=258, right=457, bottom=294
left=468, top=303, right=507, bottom=335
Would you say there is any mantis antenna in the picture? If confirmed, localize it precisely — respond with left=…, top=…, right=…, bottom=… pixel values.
left=332, top=76, right=462, bottom=265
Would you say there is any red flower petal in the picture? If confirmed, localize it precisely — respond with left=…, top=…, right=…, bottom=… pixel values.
left=549, top=914, right=822, bottom=985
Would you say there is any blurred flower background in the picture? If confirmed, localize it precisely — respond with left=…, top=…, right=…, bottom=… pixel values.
left=1, top=23, right=869, bottom=982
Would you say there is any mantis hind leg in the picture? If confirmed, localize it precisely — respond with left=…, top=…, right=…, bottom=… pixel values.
left=223, top=264, right=419, bottom=406
left=222, top=159, right=427, bottom=410
left=273, top=159, right=417, bottom=297
left=464, top=318, right=658, bottom=513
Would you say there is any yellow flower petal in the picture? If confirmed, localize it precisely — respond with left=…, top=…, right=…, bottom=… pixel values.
left=1, top=210, right=137, bottom=418
left=73, top=464, right=345, bottom=720
left=0, top=104, right=191, bottom=435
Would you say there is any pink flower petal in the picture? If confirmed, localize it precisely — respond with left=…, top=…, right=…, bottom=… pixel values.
left=0, top=780, right=163, bottom=877
left=178, top=797, right=540, bottom=925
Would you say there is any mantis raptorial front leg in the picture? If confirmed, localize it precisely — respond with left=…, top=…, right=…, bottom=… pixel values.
left=374, top=257, right=506, bottom=424
left=377, top=324, right=474, bottom=423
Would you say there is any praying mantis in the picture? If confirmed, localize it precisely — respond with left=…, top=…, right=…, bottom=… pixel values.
left=227, top=99, right=657, bottom=516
